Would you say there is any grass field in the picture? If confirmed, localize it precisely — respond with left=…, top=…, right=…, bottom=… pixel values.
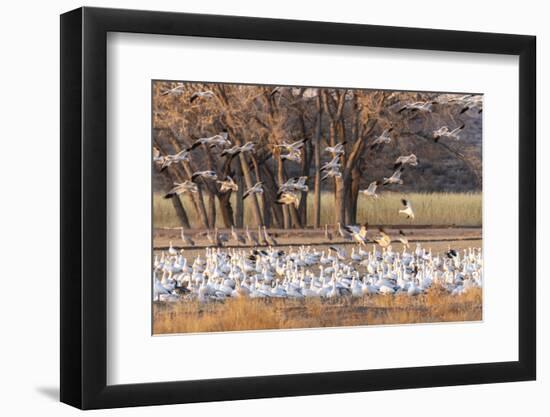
left=153, top=286, right=482, bottom=334
left=154, top=192, right=482, bottom=228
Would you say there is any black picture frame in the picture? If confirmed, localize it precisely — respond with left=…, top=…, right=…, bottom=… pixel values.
left=60, top=6, right=536, bottom=410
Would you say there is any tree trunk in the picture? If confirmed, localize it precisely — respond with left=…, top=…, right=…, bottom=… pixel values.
left=217, top=192, right=234, bottom=228
left=239, top=153, right=263, bottom=227
left=261, top=164, right=284, bottom=228
left=313, top=97, right=323, bottom=228
left=348, top=167, right=361, bottom=225
left=334, top=176, right=346, bottom=225
left=250, top=155, right=271, bottom=227
left=235, top=162, right=244, bottom=228
left=276, top=154, right=290, bottom=229
left=207, top=192, right=216, bottom=228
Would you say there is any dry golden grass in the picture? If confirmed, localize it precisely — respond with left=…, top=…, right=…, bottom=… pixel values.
left=153, top=287, right=482, bottom=334
left=153, top=192, right=482, bottom=228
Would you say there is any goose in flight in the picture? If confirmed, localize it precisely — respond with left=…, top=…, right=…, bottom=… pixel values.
left=460, top=95, right=483, bottom=114
left=397, top=101, right=434, bottom=113
left=276, top=191, right=300, bottom=208
left=239, top=141, right=255, bottom=153
left=159, top=149, right=190, bottom=172
left=164, top=181, right=198, bottom=199
left=370, top=128, right=393, bottom=150
left=281, top=149, right=302, bottom=163
left=374, top=228, right=391, bottom=248
left=345, top=225, right=368, bottom=246
left=276, top=138, right=308, bottom=153
left=180, top=227, right=195, bottom=247
left=399, top=199, right=415, bottom=219
left=188, top=131, right=230, bottom=150
left=394, top=154, right=418, bottom=169
left=191, top=170, right=218, bottom=181
left=161, top=83, right=185, bottom=96
left=153, top=147, right=164, bottom=163
left=279, top=176, right=308, bottom=193
left=243, top=182, right=264, bottom=199
left=360, top=181, right=379, bottom=198
left=435, top=93, right=473, bottom=104
left=433, top=124, right=465, bottom=142
left=189, top=90, right=215, bottom=103
left=398, top=230, right=409, bottom=248
left=321, top=168, right=342, bottom=181
left=321, top=155, right=342, bottom=172
left=222, top=141, right=256, bottom=158
left=220, top=144, right=241, bottom=158
left=216, top=176, right=238, bottom=192
left=383, top=166, right=404, bottom=185
left=325, top=142, right=346, bottom=156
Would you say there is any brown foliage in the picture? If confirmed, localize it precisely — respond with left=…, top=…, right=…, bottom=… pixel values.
left=153, top=287, right=482, bottom=334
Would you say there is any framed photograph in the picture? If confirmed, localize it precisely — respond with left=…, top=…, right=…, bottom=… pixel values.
left=60, top=6, right=536, bottom=409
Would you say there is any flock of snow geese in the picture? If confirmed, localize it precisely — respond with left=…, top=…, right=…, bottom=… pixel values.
left=153, top=87, right=483, bottom=302
left=153, top=242, right=483, bottom=302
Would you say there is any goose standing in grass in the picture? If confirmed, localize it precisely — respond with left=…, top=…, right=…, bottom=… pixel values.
left=399, top=199, right=415, bottom=219
left=360, top=181, right=379, bottom=198
left=154, top=241, right=482, bottom=302
left=243, top=182, right=264, bottom=199
left=324, top=224, right=333, bottom=241
left=383, top=166, right=404, bottom=185
left=245, top=226, right=259, bottom=246
left=257, top=226, right=268, bottom=246
left=394, top=153, right=418, bottom=169
left=216, top=176, right=238, bottom=192
left=337, top=222, right=352, bottom=241
left=163, top=181, right=198, bottom=199
left=191, top=170, right=218, bottom=182
left=215, top=228, right=229, bottom=247
left=433, top=124, right=465, bottom=142
left=370, top=127, right=393, bottom=149
left=180, top=227, right=195, bottom=247
left=231, top=226, right=246, bottom=245
left=189, top=90, right=215, bottom=103
left=263, top=226, right=278, bottom=246
left=168, top=241, right=178, bottom=256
